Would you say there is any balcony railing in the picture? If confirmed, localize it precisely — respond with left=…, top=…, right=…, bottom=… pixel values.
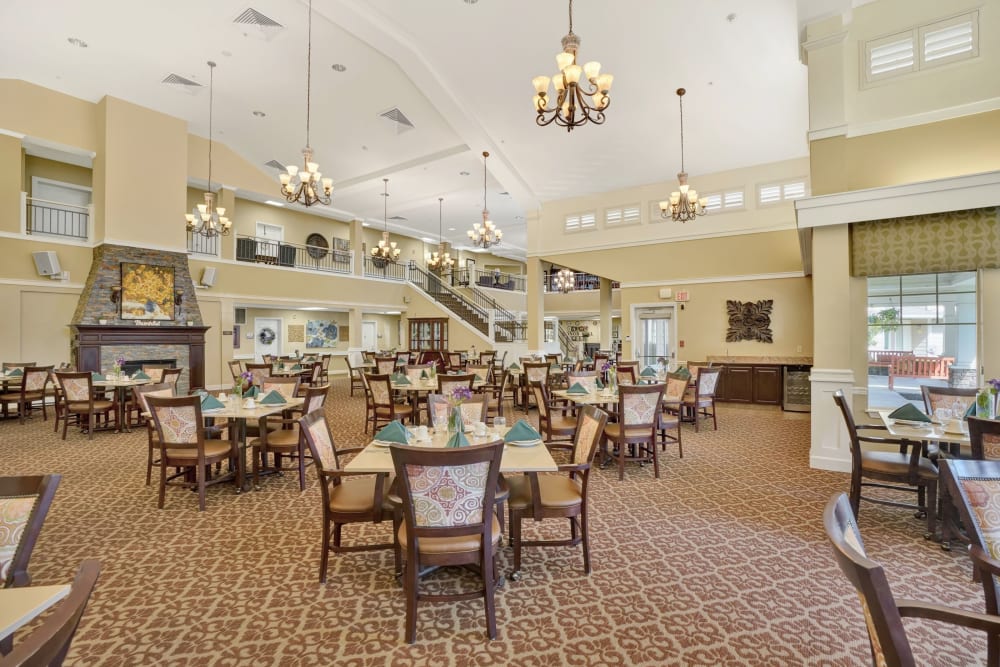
left=235, top=235, right=352, bottom=274
left=543, top=272, right=620, bottom=292
left=450, top=268, right=525, bottom=292
left=363, top=255, right=407, bottom=281
left=26, top=198, right=89, bottom=240
left=187, top=231, right=219, bottom=257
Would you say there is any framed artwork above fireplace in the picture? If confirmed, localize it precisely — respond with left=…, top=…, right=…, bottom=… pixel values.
left=120, top=262, right=175, bottom=321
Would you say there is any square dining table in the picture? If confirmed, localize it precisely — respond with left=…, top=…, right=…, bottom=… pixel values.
left=92, top=376, right=152, bottom=433
left=878, top=410, right=970, bottom=455
left=551, top=388, right=619, bottom=406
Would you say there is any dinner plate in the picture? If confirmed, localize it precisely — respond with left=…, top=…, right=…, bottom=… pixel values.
left=944, top=426, right=967, bottom=435
left=506, top=439, right=541, bottom=447
left=372, top=440, right=403, bottom=447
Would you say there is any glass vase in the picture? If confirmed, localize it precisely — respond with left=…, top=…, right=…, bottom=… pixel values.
left=977, top=389, right=996, bottom=419
left=448, top=405, right=464, bottom=435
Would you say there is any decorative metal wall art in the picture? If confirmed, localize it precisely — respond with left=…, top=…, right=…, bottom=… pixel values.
left=726, top=300, right=773, bottom=343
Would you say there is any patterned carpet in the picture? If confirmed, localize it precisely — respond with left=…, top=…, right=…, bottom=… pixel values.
left=0, top=379, right=990, bottom=665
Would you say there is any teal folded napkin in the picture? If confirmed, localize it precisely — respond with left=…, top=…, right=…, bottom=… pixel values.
left=888, top=403, right=931, bottom=423
left=260, top=390, right=286, bottom=405
left=244, top=386, right=259, bottom=399
left=420, top=369, right=429, bottom=379
left=191, top=389, right=207, bottom=397
left=133, top=370, right=151, bottom=380
left=393, top=374, right=412, bottom=385
left=674, top=367, right=691, bottom=380
left=504, top=419, right=541, bottom=443
left=640, top=366, right=657, bottom=377
left=374, top=420, right=409, bottom=444
left=91, top=372, right=105, bottom=381
left=446, top=431, right=470, bottom=448
left=596, top=378, right=604, bottom=389
left=965, top=402, right=977, bottom=419
left=509, top=363, right=520, bottom=370
left=583, top=357, right=593, bottom=363
left=567, top=382, right=589, bottom=395
left=201, top=394, right=225, bottom=410
left=7, top=368, right=23, bottom=377
left=550, top=364, right=560, bottom=371
left=290, top=364, right=302, bottom=371
left=474, top=374, right=484, bottom=383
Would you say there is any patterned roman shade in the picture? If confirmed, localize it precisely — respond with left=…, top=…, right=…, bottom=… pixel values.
left=850, top=206, right=999, bottom=277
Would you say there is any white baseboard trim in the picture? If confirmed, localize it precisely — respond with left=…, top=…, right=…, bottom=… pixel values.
left=810, top=454, right=851, bottom=473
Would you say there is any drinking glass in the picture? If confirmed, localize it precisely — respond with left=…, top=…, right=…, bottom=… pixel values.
left=934, top=407, right=952, bottom=424
left=493, top=416, right=506, bottom=437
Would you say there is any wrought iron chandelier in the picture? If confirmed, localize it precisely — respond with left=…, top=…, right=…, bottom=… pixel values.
left=554, top=267, right=575, bottom=293
left=278, top=0, right=332, bottom=207
left=371, top=178, right=400, bottom=266
left=467, top=151, right=502, bottom=249
left=427, top=197, right=454, bottom=274
left=531, top=0, right=614, bottom=132
left=185, top=61, right=231, bottom=238
left=659, top=88, right=707, bottom=222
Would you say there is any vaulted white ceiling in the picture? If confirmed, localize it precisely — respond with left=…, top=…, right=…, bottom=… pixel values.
left=0, top=0, right=852, bottom=259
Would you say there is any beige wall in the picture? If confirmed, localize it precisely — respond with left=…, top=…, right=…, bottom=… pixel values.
left=0, top=135, right=23, bottom=234
left=0, top=80, right=99, bottom=153
left=0, top=283, right=79, bottom=366
left=24, top=156, right=92, bottom=195
left=243, top=308, right=352, bottom=355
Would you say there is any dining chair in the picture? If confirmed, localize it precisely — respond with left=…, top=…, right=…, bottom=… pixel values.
left=227, top=360, right=244, bottom=382
left=344, top=357, right=365, bottom=396
left=566, top=371, right=599, bottom=393
left=0, top=474, right=60, bottom=589
left=0, top=559, right=101, bottom=667
left=681, top=366, right=722, bottom=432
left=318, top=354, right=332, bottom=383
left=921, top=385, right=978, bottom=417
left=261, top=376, right=301, bottom=401
left=0, top=365, right=51, bottom=424
left=438, top=373, right=476, bottom=397
left=530, top=381, right=577, bottom=444
left=245, top=363, right=271, bottom=388
left=479, top=350, right=496, bottom=366
left=426, top=393, right=488, bottom=428
left=832, top=390, right=938, bottom=538
left=297, top=362, right=322, bottom=396
left=298, top=410, right=394, bottom=583
left=361, top=350, right=376, bottom=364
left=522, top=362, right=551, bottom=410
left=367, top=373, right=414, bottom=430
left=508, top=405, right=608, bottom=580
left=132, top=383, right=177, bottom=486
left=146, top=395, right=240, bottom=512
left=824, top=492, right=1000, bottom=667
left=615, top=364, right=637, bottom=386
left=54, top=372, right=116, bottom=440
left=447, top=352, right=464, bottom=372
left=252, top=385, right=329, bottom=491
left=374, top=356, right=396, bottom=375
left=467, top=363, right=493, bottom=385
left=390, top=440, right=505, bottom=643
left=603, top=383, right=664, bottom=481
left=484, top=369, right=512, bottom=422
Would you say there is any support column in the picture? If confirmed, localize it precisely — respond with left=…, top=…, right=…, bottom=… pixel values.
left=348, top=307, right=363, bottom=364
left=599, top=277, right=612, bottom=351
left=526, top=257, right=545, bottom=355
left=0, top=134, right=23, bottom=234
left=218, top=188, right=237, bottom=260
left=349, top=218, right=364, bottom=276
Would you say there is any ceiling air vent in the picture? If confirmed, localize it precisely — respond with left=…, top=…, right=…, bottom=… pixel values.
left=379, top=107, right=415, bottom=134
left=233, top=8, right=284, bottom=41
left=264, top=159, right=285, bottom=170
left=388, top=216, right=408, bottom=221
left=162, top=73, right=202, bottom=95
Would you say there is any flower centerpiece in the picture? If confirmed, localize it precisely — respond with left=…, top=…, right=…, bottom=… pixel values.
left=113, top=356, right=126, bottom=380
left=601, top=361, right=617, bottom=394
left=980, top=378, right=1000, bottom=419
left=447, top=385, right=473, bottom=434
left=234, top=370, right=252, bottom=400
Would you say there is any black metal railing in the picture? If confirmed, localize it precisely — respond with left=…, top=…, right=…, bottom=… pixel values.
left=27, top=198, right=89, bottom=239
left=409, top=264, right=490, bottom=332
left=495, top=319, right=527, bottom=342
left=558, top=324, right=574, bottom=354
left=235, top=235, right=352, bottom=274
left=449, top=268, right=525, bottom=292
left=543, top=272, right=620, bottom=292
left=363, top=255, right=408, bottom=280
left=187, top=231, right=219, bottom=256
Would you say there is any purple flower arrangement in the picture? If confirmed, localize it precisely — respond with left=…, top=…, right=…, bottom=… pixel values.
left=448, top=385, right=473, bottom=407
left=989, top=378, right=1000, bottom=392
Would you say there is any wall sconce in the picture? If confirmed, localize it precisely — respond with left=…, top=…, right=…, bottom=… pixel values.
left=174, top=290, right=184, bottom=306
left=110, top=286, right=121, bottom=305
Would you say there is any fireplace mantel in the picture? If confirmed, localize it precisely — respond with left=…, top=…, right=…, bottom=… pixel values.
left=72, top=325, right=210, bottom=390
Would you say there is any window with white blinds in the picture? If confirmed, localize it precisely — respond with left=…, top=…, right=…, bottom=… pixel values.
left=863, top=11, right=978, bottom=86
left=605, top=204, right=641, bottom=227
left=699, top=188, right=745, bottom=213
left=564, top=211, right=597, bottom=233
left=758, top=180, right=809, bottom=206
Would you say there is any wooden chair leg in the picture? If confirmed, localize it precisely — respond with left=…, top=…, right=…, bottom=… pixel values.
left=581, top=506, right=591, bottom=574
left=319, top=521, right=331, bottom=584
left=197, top=465, right=207, bottom=512
left=297, top=441, right=307, bottom=491
left=483, top=548, right=497, bottom=640
left=404, top=558, right=419, bottom=644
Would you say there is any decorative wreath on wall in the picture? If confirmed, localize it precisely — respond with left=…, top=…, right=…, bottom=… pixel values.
left=726, top=300, right=774, bottom=343
left=258, top=327, right=277, bottom=345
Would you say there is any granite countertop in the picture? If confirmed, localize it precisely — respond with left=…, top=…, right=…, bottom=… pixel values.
left=706, top=355, right=813, bottom=365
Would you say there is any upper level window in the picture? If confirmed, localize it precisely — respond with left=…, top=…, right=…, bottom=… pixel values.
left=605, top=204, right=641, bottom=227
left=564, top=211, right=596, bottom=233
left=701, top=188, right=745, bottom=213
left=758, top=180, right=808, bottom=206
left=863, top=11, right=978, bottom=86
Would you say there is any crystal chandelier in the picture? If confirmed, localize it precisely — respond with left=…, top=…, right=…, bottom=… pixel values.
left=371, top=178, right=400, bottom=266
left=278, top=0, right=333, bottom=207
left=659, top=88, right=707, bottom=222
left=467, top=151, right=502, bottom=249
left=427, top=197, right=454, bottom=274
left=185, top=61, right=231, bottom=238
left=554, top=267, right=575, bottom=294
left=531, top=0, right=614, bottom=132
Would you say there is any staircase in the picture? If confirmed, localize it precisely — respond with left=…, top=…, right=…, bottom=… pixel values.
left=407, top=263, right=526, bottom=342
left=558, top=324, right=574, bottom=358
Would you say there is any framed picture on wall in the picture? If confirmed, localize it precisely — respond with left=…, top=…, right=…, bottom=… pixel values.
left=120, top=263, right=175, bottom=320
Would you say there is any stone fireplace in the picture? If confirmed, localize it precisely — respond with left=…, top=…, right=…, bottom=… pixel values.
left=70, top=244, right=209, bottom=392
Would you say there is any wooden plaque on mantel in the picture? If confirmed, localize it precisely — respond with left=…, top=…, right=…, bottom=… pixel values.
left=72, top=324, right=210, bottom=390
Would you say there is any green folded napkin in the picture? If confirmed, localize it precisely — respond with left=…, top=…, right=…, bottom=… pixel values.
left=509, top=363, right=520, bottom=370
left=504, top=419, right=541, bottom=443
left=290, top=364, right=302, bottom=371
left=550, top=365, right=560, bottom=371
left=446, top=431, right=470, bottom=448
left=394, top=374, right=412, bottom=385
left=374, top=420, right=410, bottom=444
left=888, top=403, right=931, bottom=423
left=474, top=374, right=484, bottom=383
left=6, top=368, right=23, bottom=377
left=567, top=382, right=589, bottom=395
left=244, top=386, right=259, bottom=399
left=965, top=402, right=977, bottom=419
left=420, top=369, right=429, bottom=379
left=674, top=367, right=691, bottom=380
left=260, top=390, right=286, bottom=405
left=133, top=370, right=151, bottom=380
left=583, top=357, right=593, bottom=363
left=201, top=394, right=225, bottom=410
left=91, top=372, right=105, bottom=381
left=640, top=366, right=657, bottom=377
left=596, top=378, right=604, bottom=389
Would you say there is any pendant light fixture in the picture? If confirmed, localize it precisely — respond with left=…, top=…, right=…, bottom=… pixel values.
left=659, top=88, right=707, bottom=222
left=427, top=197, right=455, bottom=274
left=278, top=0, right=333, bottom=207
left=371, top=178, right=400, bottom=267
left=185, top=61, right=231, bottom=238
left=554, top=267, right=575, bottom=293
left=467, top=151, right=502, bottom=249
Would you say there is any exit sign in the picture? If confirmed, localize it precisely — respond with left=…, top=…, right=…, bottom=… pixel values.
left=675, top=290, right=690, bottom=302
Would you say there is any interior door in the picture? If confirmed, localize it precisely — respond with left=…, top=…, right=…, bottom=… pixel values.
left=362, top=321, right=377, bottom=351
left=254, top=317, right=281, bottom=361
left=635, top=307, right=676, bottom=368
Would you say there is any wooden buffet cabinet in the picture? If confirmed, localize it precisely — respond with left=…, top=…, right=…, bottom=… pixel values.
left=707, top=356, right=812, bottom=407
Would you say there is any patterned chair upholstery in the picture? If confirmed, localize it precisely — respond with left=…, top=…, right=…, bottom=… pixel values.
left=54, top=371, right=116, bottom=441
left=0, top=474, right=60, bottom=589
left=508, top=405, right=609, bottom=579
left=245, top=364, right=271, bottom=389
left=522, top=363, right=551, bottom=409
left=261, top=376, right=301, bottom=401
left=366, top=374, right=414, bottom=430
left=681, top=366, right=722, bottom=432
left=438, top=373, right=475, bottom=398
left=0, top=365, right=51, bottom=424
left=132, top=383, right=177, bottom=486
left=146, top=395, right=239, bottom=512
left=566, top=371, right=599, bottom=393
left=298, top=410, right=394, bottom=584
left=530, top=381, right=577, bottom=444
left=251, top=385, right=329, bottom=491
left=824, top=491, right=1000, bottom=667
left=374, top=356, right=397, bottom=375
left=603, top=383, right=665, bottom=481
left=426, top=394, right=488, bottom=429
left=390, top=440, right=504, bottom=643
